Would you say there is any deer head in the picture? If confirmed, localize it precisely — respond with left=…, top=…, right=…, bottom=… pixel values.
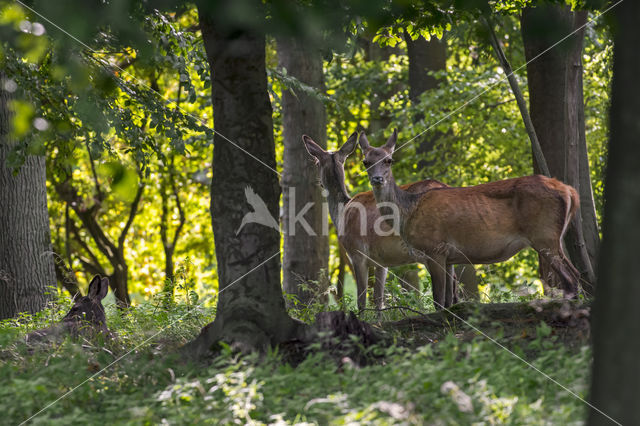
left=359, top=129, right=398, bottom=188
left=62, top=275, right=109, bottom=335
left=302, top=132, right=358, bottom=192
left=26, top=275, right=110, bottom=343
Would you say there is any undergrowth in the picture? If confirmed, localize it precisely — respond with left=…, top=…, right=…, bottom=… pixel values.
left=0, top=283, right=591, bottom=425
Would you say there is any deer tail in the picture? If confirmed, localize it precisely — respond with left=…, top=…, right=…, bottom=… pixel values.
left=561, top=185, right=580, bottom=239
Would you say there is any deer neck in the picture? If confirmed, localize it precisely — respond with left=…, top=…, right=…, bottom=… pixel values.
left=325, top=158, right=351, bottom=231
left=372, top=174, right=418, bottom=226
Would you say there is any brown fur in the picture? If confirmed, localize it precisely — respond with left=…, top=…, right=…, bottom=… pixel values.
left=360, top=130, right=582, bottom=310
left=26, top=275, right=110, bottom=344
left=302, top=133, right=455, bottom=310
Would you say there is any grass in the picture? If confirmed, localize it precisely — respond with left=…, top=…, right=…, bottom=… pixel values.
left=0, top=282, right=592, bottom=425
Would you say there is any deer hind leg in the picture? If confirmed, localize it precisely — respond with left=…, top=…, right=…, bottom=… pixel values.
left=351, top=256, right=370, bottom=311
left=426, top=257, right=447, bottom=310
left=445, top=264, right=458, bottom=307
left=533, top=240, right=580, bottom=298
left=373, top=266, right=388, bottom=310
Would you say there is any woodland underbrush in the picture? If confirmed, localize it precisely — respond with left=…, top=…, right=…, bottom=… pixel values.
left=0, top=280, right=591, bottom=425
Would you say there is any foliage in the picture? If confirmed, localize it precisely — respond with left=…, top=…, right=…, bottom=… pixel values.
left=0, top=298, right=590, bottom=424
left=1, top=0, right=611, bottom=304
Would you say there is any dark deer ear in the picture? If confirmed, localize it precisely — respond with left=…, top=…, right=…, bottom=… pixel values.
left=88, top=275, right=108, bottom=301
left=302, top=135, right=328, bottom=162
left=384, top=129, right=397, bottom=153
left=98, top=277, right=109, bottom=300
left=336, top=132, right=358, bottom=163
left=358, top=132, right=371, bottom=151
left=87, top=275, right=101, bottom=299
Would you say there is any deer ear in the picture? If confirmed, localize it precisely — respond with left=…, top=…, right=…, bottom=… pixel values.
left=302, top=135, right=328, bottom=162
left=87, top=275, right=101, bottom=299
left=336, top=132, right=358, bottom=163
left=88, top=275, right=109, bottom=301
left=384, top=129, right=397, bottom=153
left=98, top=277, right=109, bottom=300
left=358, top=132, right=371, bottom=152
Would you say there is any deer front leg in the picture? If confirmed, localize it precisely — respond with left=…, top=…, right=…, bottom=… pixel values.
left=373, top=266, right=388, bottom=310
left=426, top=256, right=447, bottom=310
left=445, top=264, right=456, bottom=307
left=351, top=257, right=370, bottom=311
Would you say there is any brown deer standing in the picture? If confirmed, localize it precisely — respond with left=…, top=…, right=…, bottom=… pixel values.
left=26, top=275, right=110, bottom=343
left=359, top=130, right=581, bottom=310
left=302, top=132, right=457, bottom=310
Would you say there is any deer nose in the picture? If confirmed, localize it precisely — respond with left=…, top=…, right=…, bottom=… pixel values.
left=371, top=176, right=384, bottom=185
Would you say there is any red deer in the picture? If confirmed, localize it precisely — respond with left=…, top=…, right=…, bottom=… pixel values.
left=302, top=133, right=457, bottom=310
left=26, top=275, right=110, bottom=343
left=359, top=130, right=581, bottom=309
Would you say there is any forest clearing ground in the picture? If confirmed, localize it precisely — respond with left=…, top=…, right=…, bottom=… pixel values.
left=0, top=297, right=592, bottom=424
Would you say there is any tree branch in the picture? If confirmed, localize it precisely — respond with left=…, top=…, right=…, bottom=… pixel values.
left=56, top=178, right=119, bottom=261
left=68, top=218, right=106, bottom=274
left=84, top=139, right=105, bottom=205
left=117, top=169, right=144, bottom=251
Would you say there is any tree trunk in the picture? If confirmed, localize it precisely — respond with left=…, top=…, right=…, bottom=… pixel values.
left=405, top=34, right=446, bottom=101
left=0, top=74, right=55, bottom=319
left=405, top=33, right=479, bottom=296
left=54, top=178, right=137, bottom=308
left=521, top=5, right=598, bottom=290
left=187, top=8, right=305, bottom=355
left=485, top=16, right=550, bottom=177
left=405, top=32, right=447, bottom=165
left=277, top=38, right=329, bottom=307
left=364, top=38, right=398, bottom=134
left=588, top=1, right=640, bottom=424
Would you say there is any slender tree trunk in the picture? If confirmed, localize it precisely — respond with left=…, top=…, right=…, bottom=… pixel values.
left=405, top=34, right=446, bottom=100
left=187, top=7, right=304, bottom=355
left=588, top=1, right=640, bottom=423
left=407, top=33, right=480, bottom=297
left=54, top=177, right=138, bottom=308
left=277, top=38, right=329, bottom=307
left=405, top=32, right=447, bottom=165
left=0, top=74, right=55, bottom=319
left=363, top=38, right=398, bottom=134
left=521, top=5, right=598, bottom=290
left=484, top=16, right=550, bottom=177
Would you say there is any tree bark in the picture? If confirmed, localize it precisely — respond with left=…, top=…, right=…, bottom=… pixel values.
left=187, top=7, right=305, bottom=355
left=485, top=16, right=550, bottom=177
left=405, top=34, right=446, bottom=101
left=277, top=37, right=329, bottom=307
left=521, top=5, right=598, bottom=290
left=405, top=32, right=447, bottom=165
left=0, top=74, right=56, bottom=319
left=588, top=1, right=640, bottom=423
left=363, top=38, right=399, bottom=134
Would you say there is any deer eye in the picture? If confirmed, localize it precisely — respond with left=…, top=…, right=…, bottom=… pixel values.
left=384, top=158, right=393, bottom=165
left=362, top=161, right=370, bottom=168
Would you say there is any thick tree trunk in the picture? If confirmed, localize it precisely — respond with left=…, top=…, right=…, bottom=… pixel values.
left=588, top=1, right=640, bottom=424
left=187, top=8, right=304, bottom=355
left=0, top=74, right=55, bottom=319
left=521, top=5, right=598, bottom=290
left=277, top=38, right=329, bottom=307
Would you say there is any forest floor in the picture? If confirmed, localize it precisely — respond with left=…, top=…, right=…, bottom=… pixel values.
left=0, top=292, right=592, bottom=424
